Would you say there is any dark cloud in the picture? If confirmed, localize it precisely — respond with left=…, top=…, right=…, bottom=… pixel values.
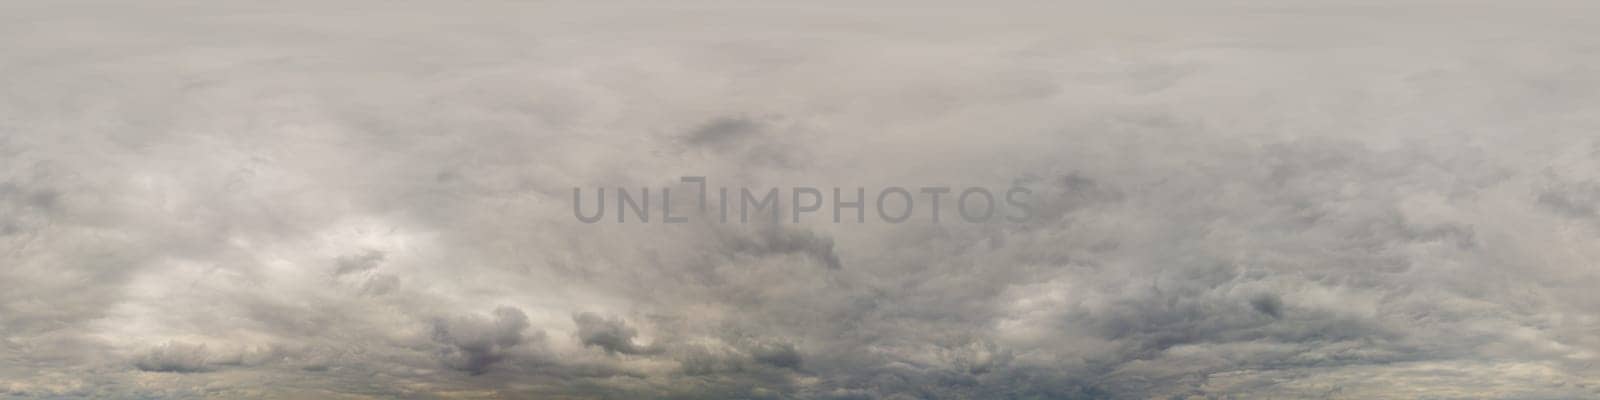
left=1250, top=293, right=1284, bottom=319
left=684, top=117, right=763, bottom=148
left=680, top=116, right=807, bottom=169
left=431, top=307, right=537, bottom=375
left=749, top=342, right=803, bottom=369
left=573, top=312, right=654, bottom=356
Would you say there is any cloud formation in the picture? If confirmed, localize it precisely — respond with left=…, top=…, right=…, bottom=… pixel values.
left=3, top=0, right=1600, bottom=398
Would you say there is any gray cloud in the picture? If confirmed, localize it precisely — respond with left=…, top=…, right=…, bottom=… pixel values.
left=749, top=341, right=803, bottom=370
left=133, top=342, right=211, bottom=373
left=432, top=306, right=537, bottom=375
left=684, top=117, right=764, bottom=148
left=3, top=0, right=1600, bottom=399
left=573, top=312, right=652, bottom=356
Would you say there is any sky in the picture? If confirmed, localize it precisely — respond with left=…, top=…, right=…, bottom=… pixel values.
left=3, top=1, right=1600, bottom=399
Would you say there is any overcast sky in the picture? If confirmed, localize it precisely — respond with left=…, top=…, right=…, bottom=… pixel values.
left=3, top=1, right=1600, bottom=399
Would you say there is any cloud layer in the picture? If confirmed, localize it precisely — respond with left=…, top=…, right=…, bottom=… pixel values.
left=3, top=1, right=1600, bottom=398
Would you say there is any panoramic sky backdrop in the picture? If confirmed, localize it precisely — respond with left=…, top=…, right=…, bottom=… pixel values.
left=3, top=1, right=1600, bottom=398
